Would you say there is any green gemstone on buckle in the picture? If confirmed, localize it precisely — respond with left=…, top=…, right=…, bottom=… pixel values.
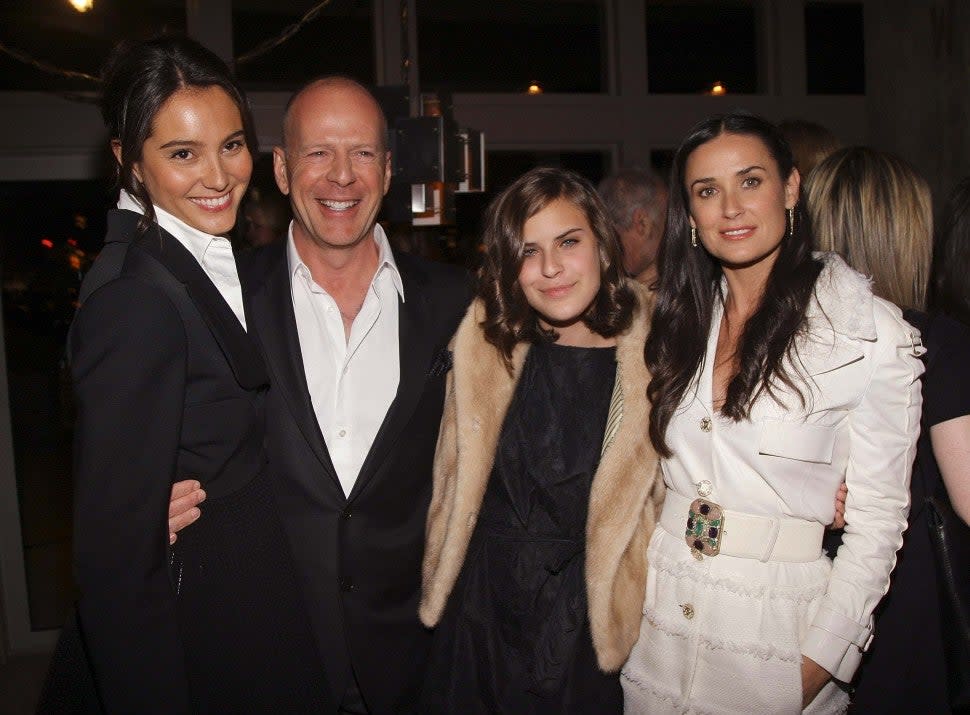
left=685, top=497, right=725, bottom=558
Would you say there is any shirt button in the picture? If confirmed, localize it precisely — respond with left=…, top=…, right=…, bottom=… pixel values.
left=699, top=417, right=712, bottom=432
left=680, top=603, right=695, bottom=620
left=696, top=480, right=713, bottom=497
left=338, top=429, right=347, bottom=438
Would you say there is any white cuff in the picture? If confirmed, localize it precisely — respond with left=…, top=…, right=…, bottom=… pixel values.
left=801, top=606, right=873, bottom=682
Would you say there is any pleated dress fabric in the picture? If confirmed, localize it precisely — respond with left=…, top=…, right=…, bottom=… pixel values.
left=621, top=525, right=848, bottom=714
left=422, top=341, right=622, bottom=714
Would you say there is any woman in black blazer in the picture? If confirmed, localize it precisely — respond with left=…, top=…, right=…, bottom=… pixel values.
left=68, top=35, right=329, bottom=713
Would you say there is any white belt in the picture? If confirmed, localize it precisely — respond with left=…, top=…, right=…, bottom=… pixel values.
left=659, top=489, right=824, bottom=563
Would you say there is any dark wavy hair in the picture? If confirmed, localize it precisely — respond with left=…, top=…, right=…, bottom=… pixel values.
left=478, top=167, right=636, bottom=371
left=934, top=176, right=970, bottom=326
left=646, top=111, right=823, bottom=456
left=100, top=34, right=257, bottom=232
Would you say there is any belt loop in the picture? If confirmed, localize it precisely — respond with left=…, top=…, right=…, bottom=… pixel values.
left=760, top=518, right=780, bottom=562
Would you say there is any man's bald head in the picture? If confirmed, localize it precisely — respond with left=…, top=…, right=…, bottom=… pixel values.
left=281, top=76, right=389, bottom=153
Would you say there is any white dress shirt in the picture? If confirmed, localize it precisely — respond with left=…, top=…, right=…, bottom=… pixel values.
left=117, top=190, right=247, bottom=330
left=661, top=253, right=924, bottom=681
left=287, top=222, right=403, bottom=496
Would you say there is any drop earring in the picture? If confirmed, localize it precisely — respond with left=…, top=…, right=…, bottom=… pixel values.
left=690, top=226, right=698, bottom=248
left=787, top=207, right=795, bottom=237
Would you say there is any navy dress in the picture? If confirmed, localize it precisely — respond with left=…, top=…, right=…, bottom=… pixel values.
left=422, top=341, right=622, bottom=714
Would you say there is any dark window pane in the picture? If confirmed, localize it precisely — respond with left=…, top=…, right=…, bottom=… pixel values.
left=1, top=179, right=113, bottom=630
left=233, top=0, right=374, bottom=89
left=486, top=150, right=608, bottom=193
left=417, top=0, right=605, bottom=93
left=805, top=2, right=864, bottom=94
left=646, top=2, right=758, bottom=94
left=0, top=0, right=185, bottom=92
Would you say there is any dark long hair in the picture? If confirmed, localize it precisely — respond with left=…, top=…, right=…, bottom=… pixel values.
left=934, top=176, right=970, bottom=326
left=100, top=34, right=257, bottom=232
left=478, top=167, right=635, bottom=371
left=646, top=111, right=823, bottom=456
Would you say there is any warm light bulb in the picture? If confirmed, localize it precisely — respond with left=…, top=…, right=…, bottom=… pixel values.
left=527, top=81, right=543, bottom=95
left=709, top=81, right=727, bottom=96
left=69, top=0, right=94, bottom=12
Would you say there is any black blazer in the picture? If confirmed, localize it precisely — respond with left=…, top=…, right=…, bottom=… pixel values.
left=70, top=210, right=329, bottom=713
left=243, top=240, right=471, bottom=714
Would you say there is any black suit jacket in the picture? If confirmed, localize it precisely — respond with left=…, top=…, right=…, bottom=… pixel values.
left=70, top=210, right=329, bottom=713
left=243, top=240, right=471, bottom=714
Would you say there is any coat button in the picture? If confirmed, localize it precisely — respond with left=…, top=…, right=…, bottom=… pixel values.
left=680, top=603, right=695, bottom=620
left=339, top=578, right=355, bottom=592
left=342, top=509, right=353, bottom=520
left=699, top=417, right=712, bottom=432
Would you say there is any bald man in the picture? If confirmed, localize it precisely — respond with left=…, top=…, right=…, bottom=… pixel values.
left=171, top=77, right=470, bottom=714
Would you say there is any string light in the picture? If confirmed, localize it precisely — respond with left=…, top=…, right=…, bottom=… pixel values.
left=527, top=81, right=543, bottom=95
left=1, top=0, right=335, bottom=83
left=709, top=81, right=727, bottom=96
left=0, top=39, right=100, bottom=82
left=236, top=0, right=335, bottom=65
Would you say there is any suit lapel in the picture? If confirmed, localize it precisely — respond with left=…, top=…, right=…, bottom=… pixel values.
left=247, top=246, right=342, bottom=493
left=348, top=261, right=436, bottom=502
left=127, top=212, right=267, bottom=390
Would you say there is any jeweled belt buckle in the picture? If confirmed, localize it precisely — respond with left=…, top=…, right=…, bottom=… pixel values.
left=685, top=498, right=724, bottom=560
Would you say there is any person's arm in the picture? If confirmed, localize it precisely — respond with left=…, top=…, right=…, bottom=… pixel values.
left=800, top=305, right=924, bottom=691
left=71, top=277, right=192, bottom=713
left=930, top=415, right=970, bottom=525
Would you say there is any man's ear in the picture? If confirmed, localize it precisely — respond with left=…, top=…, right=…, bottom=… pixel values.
left=273, top=146, right=290, bottom=195
left=382, top=150, right=392, bottom=196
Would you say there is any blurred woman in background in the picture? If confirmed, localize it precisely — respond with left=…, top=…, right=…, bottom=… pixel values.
left=808, top=147, right=970, bottom=713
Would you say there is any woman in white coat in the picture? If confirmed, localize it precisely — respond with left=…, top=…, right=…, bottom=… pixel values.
left=621, top=112, right=924, bottom=714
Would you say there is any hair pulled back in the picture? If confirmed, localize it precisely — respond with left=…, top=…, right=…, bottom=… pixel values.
left=100, top=33, right=257, bottom=231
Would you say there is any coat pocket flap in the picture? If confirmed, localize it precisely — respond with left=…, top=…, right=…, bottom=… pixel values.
left=796, top=335, right=865, bottom=377
left=758, top=420, right=836, bottom=464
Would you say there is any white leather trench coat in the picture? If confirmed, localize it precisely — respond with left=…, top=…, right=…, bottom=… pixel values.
left=659, top=252, right=925, bottom=682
